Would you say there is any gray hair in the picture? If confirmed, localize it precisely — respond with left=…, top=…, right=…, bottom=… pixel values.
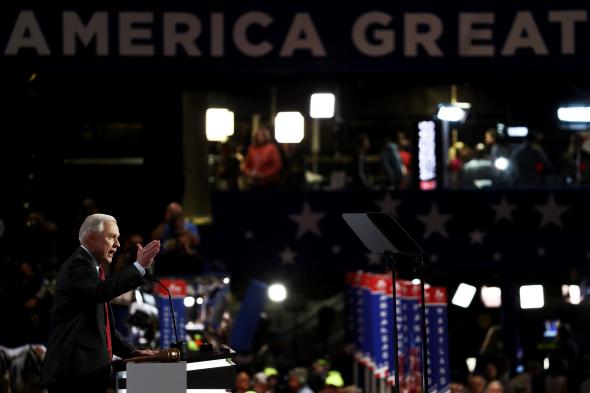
left=79, top=213, right=116, bottom=243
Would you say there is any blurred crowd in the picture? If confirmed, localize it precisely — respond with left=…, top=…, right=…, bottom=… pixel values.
left=209, top=125, right=590, bottom=191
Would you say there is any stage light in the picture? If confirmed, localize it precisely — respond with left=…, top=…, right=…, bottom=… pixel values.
left=481, top=286, right=502, bottom=308
left=223, top=277, right=230, bottom=285
left=268, top=283, right=287, bottom=302
left=558, top=106, right=590, bottom=122
left=519, top=285, right=544, bottom=309
left=451, top=283, right=476, bottom=308
left=196, top=297, right=204, bottom=305
left=411, top=278, right=421, bottom=285
left=206, top=108, right=234, bottom=142
left=275, top=112, right=304, bottom=143
left=437, top=105, right=467, bottom=122
left=310, top=93, right=335, bottom=119
left=494, top=157, right=509, bottom=171
left=544, top=357, right=550, bottom=370
left=466, top=357, right=477, bottom=373
left=184, top=296, right=196, bottom=307
left=507, top=126, right=528, bottom=137
left=563, top=284, right=582, bottom=305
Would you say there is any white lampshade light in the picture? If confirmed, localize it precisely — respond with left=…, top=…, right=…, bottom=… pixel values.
left=481, top=286, right=502, bottom=308
left=310, top=93, right=335, bottom=119
left=268, top=283, right=287, bottom=302
left=451, top=283, right=476, bottom=308
left=557, top=106, right=590, bottom=122
left=519, top=285, right=544, bottom=309
left=206, top=108, right=234, bottom=142
left=275, top=112, right=304, bottom=143
left=437, top=105, right=467, bottom=122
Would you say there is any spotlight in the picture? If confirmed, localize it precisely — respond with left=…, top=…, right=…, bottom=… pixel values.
left=451, top=283, right=476, bottom=308
left=481, top=286, right=502, bottom=308
left=310, top=93, right=335, bottom=119
left=206, top=108, right=234, bottom=142
left=196, top=297, right=204, bottom=305
left=519, top=285, right=544, bottom=309
left=557, top=106, right=590, bottom=122
left=494, top=157, right=509, bottom=171
left=268, top=283, right=287, bottom=302
left=437, top=105, right=467, bottom=122
left=223, top=277, right=230, bottom=285
left=184, top=296, right=196, bottom=307
left=275, top=112, right=304, bottom=143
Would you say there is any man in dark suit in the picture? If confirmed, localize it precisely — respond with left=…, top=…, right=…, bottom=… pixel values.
left=41, top=213, right=161, bottom=392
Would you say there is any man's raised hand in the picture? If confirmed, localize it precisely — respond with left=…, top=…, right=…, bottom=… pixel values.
left=136, top=240, right=161, bottom=268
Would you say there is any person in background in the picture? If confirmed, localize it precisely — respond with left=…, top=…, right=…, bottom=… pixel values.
left=151, top=202, right=202, bottom=275
left=288, top=368, right=314, bottom=393
left=253, top=371, right=270, bottom=393
left=242, top=127, right=283, bottom=190
left=349, top=133, right=371, bottom=189
left=236, top=371, right=252, bottom=393
left=41, top=214, right=160, bottom=393
left=380, top=136, right=406, bottom=189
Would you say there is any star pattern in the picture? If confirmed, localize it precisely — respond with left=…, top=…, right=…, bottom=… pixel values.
left=491, top=196, right=517, bottom=222
left=375, top=193, right=401, bottom=216
left=429, top=253, right=439, bottom=263
left=417, top=203, right=452, bottom=239
left=289, top=202, right=326, bottom=239
left=537, top=247, right=546, bottom=256
left=332, top=245, right=341, bottom=254
left=244, top=230, right=254, bottom=240
left=468, top=228, right=485, bottom=245
left=279, top=246, right=297, bottom=265
left=493, top=252, right=502, bottom=261
left=534, top=194, right=570, bottom=229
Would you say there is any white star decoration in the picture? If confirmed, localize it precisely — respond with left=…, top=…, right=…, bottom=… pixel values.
left=491, top=196, right=517, bottom=222
left=289, top=201, right=326, bottom=239
left=332, top=245, right=341, bottom=254
left=537, top=247, right=546, bottom=256
left=244, top=230, right=254, bottom=240
left=416, top=203, right=452, bottom=239
left=366, top=252, right=382, bottom=266
left=375, top=193, right=401, bottom=216
left=469, top=228, right=485, bottom=245
left=279, top=246, right=297, bottom=265
left=429, top=253, right=439, bottom=263
left=493, top=252, right=502, bottom=261
left=534, top=194, right=569, bottom=229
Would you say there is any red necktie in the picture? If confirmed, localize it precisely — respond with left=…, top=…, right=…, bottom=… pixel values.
left=98, top=265, right=113, bottom=361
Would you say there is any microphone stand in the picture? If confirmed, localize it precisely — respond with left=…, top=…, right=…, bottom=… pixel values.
left=150, top=276, right=187, bottom=360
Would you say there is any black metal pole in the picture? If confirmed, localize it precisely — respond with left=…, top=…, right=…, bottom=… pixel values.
left=416, top=256, right=429, bottom=393
left=383, top=251, right=400, bottom=393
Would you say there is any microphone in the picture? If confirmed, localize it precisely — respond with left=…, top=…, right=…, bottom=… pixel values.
left=144, top=272, right=187, bottom=360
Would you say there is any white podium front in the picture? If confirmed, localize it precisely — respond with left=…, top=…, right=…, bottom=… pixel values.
left=126, top=362, right=186, bottom=393
left=115, top=349, right=236, bottom=393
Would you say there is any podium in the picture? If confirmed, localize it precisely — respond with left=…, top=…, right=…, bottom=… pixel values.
left=115, top=349, right=237, bottom=393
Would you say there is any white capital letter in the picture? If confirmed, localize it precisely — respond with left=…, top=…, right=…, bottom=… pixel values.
left=404, top=13, right=443, bottom=57
left=163, top=12, right=201, bottom=56
left=63, top=12, right=108, bottom=56
left=5, top=11, right=50, bottom=55
left=549, top=10, right=587, bottom=55
left=119, top=12, right=154, bottom=56
left=352, top=12, right=394, bottom=57
left=501, top=11, right=548, bottom=56
left=233, top=11, right=273, bottom=57
left=458, top=13, right=494, bottom=57
left=279, top=13, right=326, bottom=57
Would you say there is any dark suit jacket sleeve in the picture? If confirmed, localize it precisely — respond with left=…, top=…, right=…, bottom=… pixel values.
left=68, top=255, right=144, bottom=303
left=113, top=328, right=135, bottom=358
